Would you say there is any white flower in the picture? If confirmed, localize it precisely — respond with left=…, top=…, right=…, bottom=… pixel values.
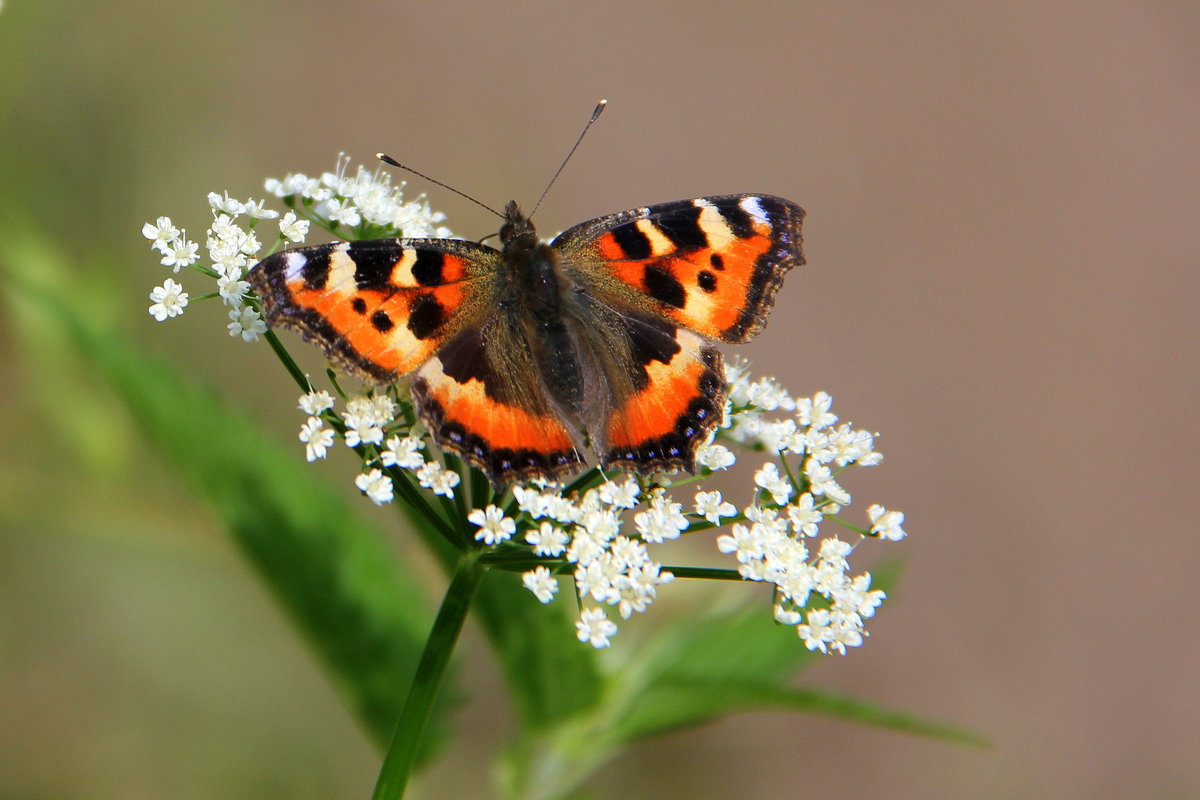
left=786, top=493, right=823, bottom=537
left=279, top=211, right=310, bottom=243
left=237, top=231, right=261, bottom=257
left=758, top=418, right=802, bottom=453
left=298, top=390, right=335, bottom=415
left=242, top=198, right=279, bottom=219
left=693, top=490, right=736, bottom=525
left=320, top=198, right=361, bottom=227
left=633, top=495, right=688, bottom=543
left=148, top=278, right=188, bottom=321
left=828, top=424, right=882, bottom=466
left=380, top=435, right=424, bottom=469
left=754, top=462, right=794, bottom=505
left=522, top=566, right=559, bottom=604
left=695, top=442, right=735, bottom=470
left=217, top=267, right=250, bottom=307
left=342, top=413, right=384, bottom=448
left=834, top=573, right=886, bottom=619
left=468, top=504, right=516, bottom=546
left=578, top=507, right=620, bottom=543
left=804, top=457, right=851, bottom=505
left=598, top=477, right=640, bottom=508
left=355, top=469, right=394, bottom=505
left=299, top=416, right=335, bottom=461
left=265, top=173, right=313, bottom=198
left=208, top=190, right=246, bottom=216
left=368, top=393, right=397, bottom=423
left=740, top=376, right=795, bottom=412
left=526, top=521, right=569, bottom=557
left=866, top=504, right=906, bottom=541
left=142, top=216, right=180, bottom=250
left=797, top=391, right=837, bottom=430
left=227, top=307, right=267, bottom=342
left=797, top=608, right=833, bottom=653
left=576, top=607, right=618, bottom=648
left=159, top=236, right=199, bottom=271
left=416, top=462, right=459, bottom=497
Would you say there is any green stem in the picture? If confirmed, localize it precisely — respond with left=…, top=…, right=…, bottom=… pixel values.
left=662, top=565, right=744, bottom=581
left=372, top=552, right=485, bottom=800
left=264, top=329, right=310, bottom=392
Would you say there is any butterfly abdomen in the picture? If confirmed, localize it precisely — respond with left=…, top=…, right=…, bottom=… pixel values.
left=507, top=240, right=587, bottom=414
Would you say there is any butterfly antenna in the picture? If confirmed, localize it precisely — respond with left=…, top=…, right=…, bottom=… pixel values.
left=376, top=153, right=504, bottom=219
left=530, top=99, right=608, bottom=218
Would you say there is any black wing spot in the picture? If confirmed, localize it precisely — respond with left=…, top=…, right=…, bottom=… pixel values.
left=612, top=224, right=653, bottom=260
left=301, top=245, right=335, bottom=290
left=697, top=270, right=718, bottom=293
left=710, top=252, right=725, bottom=271
left=351, top=297, right=367, bottom=314
left=349, top=241, right=400, bottom=289
left=371, top=310, right=394, bottom=332
left=408, top=294, right=445, bottom=339
left=643, top=264, right=686, bottom=308
left=713, top=197, right=756, bottom=239
left=655, top=204, right=708, bottom=252
left=412, top=250, right=445, bottom=285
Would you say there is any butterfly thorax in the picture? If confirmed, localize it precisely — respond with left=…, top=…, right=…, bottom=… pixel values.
left=496, top=201, right=588, bottom=416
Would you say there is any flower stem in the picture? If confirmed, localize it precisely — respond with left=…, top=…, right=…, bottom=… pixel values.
left=371, top=552, right=485, bottom=800
left=264, top=329, right=311, bottom=392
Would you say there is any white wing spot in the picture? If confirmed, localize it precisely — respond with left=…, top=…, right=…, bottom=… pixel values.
left=283, top=251, right=307, bottom=280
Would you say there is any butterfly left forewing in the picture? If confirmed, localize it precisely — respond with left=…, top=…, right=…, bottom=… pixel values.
left=249, top=238, right=496, bottom=384
left=553, top=194, right=804, bottom=343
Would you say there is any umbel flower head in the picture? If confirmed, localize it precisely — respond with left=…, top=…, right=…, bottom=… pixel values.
left=139, top=155, right=907, bottom=652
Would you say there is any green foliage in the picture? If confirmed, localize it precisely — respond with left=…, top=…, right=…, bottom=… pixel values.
left=0, top=221, right=439, bottom=751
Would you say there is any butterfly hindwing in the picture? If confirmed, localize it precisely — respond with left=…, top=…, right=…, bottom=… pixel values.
left=553, top=194, right=805, bottom=343
left=411, top=322, right=586, bottom=485
left=597, top=314, right=727, bottom=475
left=249, top=239, right=496, bottom=384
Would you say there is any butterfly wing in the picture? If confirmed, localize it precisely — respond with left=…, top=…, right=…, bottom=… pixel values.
left=552, top=194, right=804, bottom=343
left=593, top=311, right=728, bottom=475
left=248, top=238, right=495, bottom=384
left=411, top=323, right=587, bottom=485
left=251, top=237, right=587, bottom=485
left=553, top=194, right=803, bottom=474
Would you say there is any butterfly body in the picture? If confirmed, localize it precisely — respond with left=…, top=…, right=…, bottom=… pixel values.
left=249, top=194, right=804, bottom=486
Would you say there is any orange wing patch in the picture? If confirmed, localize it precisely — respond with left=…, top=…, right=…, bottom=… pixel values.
left=582, top=195, right=804, bottom=343
left=410, top=329, right=585, bottom=485
left=602, top=328, right=726, bottom=474
left=248, top=240, right=489, bottom=384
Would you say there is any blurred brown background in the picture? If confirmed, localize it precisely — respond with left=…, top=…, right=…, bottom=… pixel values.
left=1, top=1, right=1197, bottom=798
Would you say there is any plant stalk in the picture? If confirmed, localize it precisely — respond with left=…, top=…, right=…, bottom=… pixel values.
left=371, top=552, right=485, bottom=800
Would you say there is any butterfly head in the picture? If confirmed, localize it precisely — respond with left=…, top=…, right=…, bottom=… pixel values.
left=499, top=201, right=538, bottom=246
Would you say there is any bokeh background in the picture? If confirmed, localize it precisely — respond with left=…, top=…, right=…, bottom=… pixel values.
left=1, top=1, right=1197, bottom=798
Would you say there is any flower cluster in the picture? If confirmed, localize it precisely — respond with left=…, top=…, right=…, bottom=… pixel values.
left=139, top=158, right=908, bottom=654
left=140, top=155, right=451, bottom=338
left=289, top=370, right=902, bottom=652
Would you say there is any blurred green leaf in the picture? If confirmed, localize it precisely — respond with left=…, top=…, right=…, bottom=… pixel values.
left=0, top=217, right=443, bottom=751
left=617, top=679, right=989, bottom=748
left=475, top=571, right=603, bottom=729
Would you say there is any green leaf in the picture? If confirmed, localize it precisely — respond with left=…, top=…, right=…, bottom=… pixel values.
left=617, top=680, right=990, bottom=748
left=474, top=569, right=603, bottom=729
left=608, top=559, right=907, bottom=741
left=0, top=221, right=441, bottom=750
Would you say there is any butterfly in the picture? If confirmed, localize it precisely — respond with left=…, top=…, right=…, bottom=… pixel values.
left=248, top=194, right=805, bottom=486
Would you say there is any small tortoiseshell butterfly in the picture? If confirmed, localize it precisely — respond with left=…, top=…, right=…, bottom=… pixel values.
left=248, top=193, right=804, bottom=486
